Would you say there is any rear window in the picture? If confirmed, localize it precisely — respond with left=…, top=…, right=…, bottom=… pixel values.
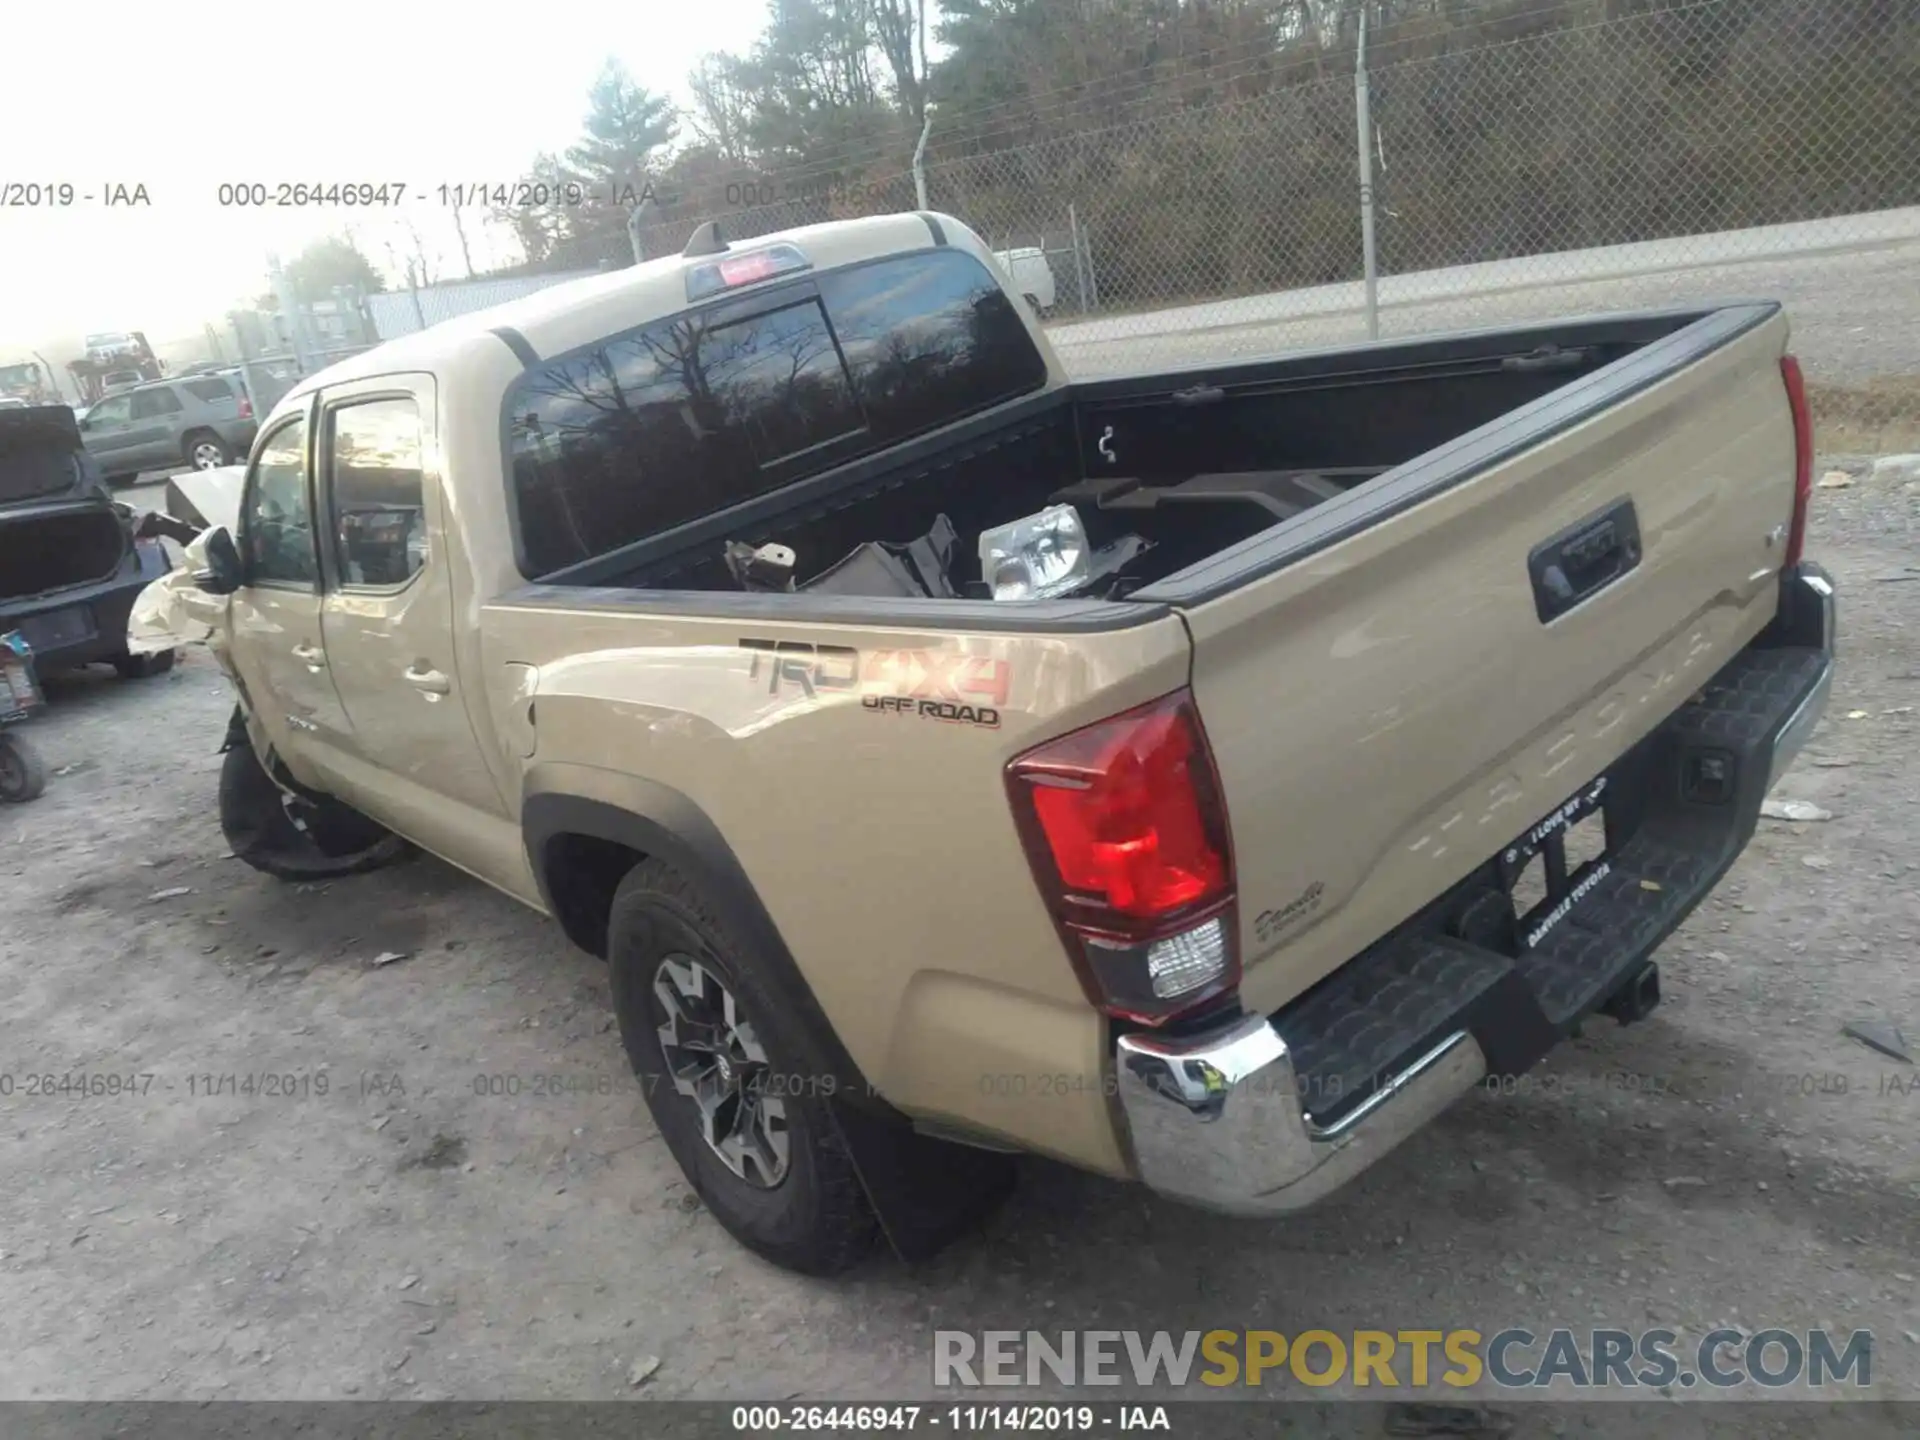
left=508, top=248, right=1046, bottom=576
left=185, top=378, right=234, bottom=402
left=131, top=387, right=184, bottom=418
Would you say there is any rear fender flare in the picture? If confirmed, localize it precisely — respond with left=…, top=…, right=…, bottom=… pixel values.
left=520, top=778, right=1019, bottom=1260
left=520, top=779, right=863, bottom=1098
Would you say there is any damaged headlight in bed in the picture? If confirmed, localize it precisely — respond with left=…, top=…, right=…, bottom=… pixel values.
left=979, top=504, right=1092, bottom=601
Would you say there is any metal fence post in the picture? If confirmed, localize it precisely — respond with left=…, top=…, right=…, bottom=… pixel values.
left=1069, top=203, right=1090, bottom=312
left=1355, top=5, right=1380, bottom=341
left=912, top=109, right=934, bottom=210
left=1082, top=215, right=1100, bottom=312
left=268, top=257, right=315, bottom=374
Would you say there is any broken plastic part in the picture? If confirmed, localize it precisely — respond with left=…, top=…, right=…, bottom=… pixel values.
left=724, top=540, right=798, bottom=592
left=779, top=514, right=962, bottom=599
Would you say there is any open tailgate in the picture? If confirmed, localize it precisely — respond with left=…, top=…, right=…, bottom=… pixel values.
left=1172, top=306, right=1800, bottom=1014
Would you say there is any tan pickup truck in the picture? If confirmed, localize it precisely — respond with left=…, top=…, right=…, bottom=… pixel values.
left=145, top=211, right=1836, bottom=1275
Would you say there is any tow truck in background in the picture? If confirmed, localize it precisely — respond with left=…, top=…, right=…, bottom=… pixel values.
left=0, top=359, right=62, bottom=408
left=69, top=331, right=165, bottom=407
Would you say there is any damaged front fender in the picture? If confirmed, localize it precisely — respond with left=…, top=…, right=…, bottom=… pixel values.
left=125, top=526, right=234, bottom=658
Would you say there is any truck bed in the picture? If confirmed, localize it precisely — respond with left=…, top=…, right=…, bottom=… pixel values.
left=554, top=308, right=1700, bottom=601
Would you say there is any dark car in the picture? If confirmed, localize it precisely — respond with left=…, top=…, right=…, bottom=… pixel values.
left=0, top=406, right=176, bottom=677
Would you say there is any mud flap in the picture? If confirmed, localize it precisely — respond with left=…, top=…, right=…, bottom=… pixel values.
left=219, top=703, right=250, bottom=753
left=827, top=1097, right=1018, bottom=1263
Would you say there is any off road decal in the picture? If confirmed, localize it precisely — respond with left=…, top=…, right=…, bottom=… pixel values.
left=739, top=639, right=1008, bottom=728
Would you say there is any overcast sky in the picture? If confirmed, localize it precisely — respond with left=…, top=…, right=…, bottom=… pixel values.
left=3, top=0, right=770, bottom=364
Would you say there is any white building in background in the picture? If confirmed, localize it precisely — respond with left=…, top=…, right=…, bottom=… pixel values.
left=367, top=271, right=603, bottom=341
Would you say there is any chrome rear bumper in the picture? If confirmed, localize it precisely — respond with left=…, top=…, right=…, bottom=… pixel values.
left=1115, top=1018, right=1486, bottom=1215
left=1765, top=566, right=1835, bottom=791
left=1114, top=562, right=1837, bottom=1217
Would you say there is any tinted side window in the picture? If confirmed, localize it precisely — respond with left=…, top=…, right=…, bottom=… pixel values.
left=185, top=378, right=234, bottom=402
left=819, top=251, right=1046, bottom=441
left=86, top=396, right=131, bottom=426
left=131, top=388, right=183, bottom=418
left=240, top=417, right=315, bottom=586
left=328, top=398, right=427, bottom=587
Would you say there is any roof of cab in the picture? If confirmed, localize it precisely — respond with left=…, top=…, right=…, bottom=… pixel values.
left=275, top=211, right=958, bottom=415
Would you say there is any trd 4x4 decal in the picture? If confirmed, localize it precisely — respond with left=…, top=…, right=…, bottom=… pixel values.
left=739, top=639, right=1010, bottom=728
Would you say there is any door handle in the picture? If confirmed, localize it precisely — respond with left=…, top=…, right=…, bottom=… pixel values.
left=1528, top=498, right=1641, bottom=624
left=404, top=663, right=452, bottom=695
left=291, top=641, right=326, bottom=669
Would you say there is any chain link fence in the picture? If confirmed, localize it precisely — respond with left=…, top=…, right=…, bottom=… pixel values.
left=636, top=0, right=1918, bottom=458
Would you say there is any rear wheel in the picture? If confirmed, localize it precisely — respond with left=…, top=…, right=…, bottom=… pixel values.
left=183, top=431, right=232, bottom=470
left=608, top=859, right=879, bottom=1276
left=219, top=742, right=410, bottom=881
left=113, top=649, right=175, bottom=679
left=0, top=732, right=47, bottom=803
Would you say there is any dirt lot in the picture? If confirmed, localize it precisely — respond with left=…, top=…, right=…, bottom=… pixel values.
left=1, top=460, right=1916, bottom=1410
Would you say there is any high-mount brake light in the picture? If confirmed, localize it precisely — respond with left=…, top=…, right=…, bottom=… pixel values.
left=685, top=243, right=811, bottom=302
left=1005, top=689, right=1239, bottom=1026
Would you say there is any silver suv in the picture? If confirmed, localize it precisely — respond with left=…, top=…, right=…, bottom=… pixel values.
left=79, top=374, right=258, bottom=484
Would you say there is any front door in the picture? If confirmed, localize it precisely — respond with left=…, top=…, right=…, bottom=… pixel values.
left=79, top=393, right=136, bottom=475
left=225, top=405, right=353, bottom=789
left=312, top=375, right=515, bottom=883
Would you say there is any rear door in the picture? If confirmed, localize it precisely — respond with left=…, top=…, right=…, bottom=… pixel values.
left=313, top=375, right=511, bottom=873
left=226, top=406, right=354, bottom=786
left=1172, top=308, right=1799, bottom=1014
left=126, top=386, right=183, bottom=469
left=182, top=377, right=246, bottom=455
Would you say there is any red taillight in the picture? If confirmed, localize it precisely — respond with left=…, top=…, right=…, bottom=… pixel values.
left=1007, top=689, right=1237, bottom=1025
left=237, top=395, right=253, bottom=419
left=1780, top=354, right=1814, bottom=569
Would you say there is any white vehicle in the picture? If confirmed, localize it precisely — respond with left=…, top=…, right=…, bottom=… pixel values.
left=993, top=246, right=1057, bottom=316
left=83, top=331, right=141, bottom=362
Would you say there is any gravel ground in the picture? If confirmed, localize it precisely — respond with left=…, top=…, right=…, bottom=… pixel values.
left=1052, top=240, right=1920, bottom=400
left=2, top=463, right=1916, bottom=1413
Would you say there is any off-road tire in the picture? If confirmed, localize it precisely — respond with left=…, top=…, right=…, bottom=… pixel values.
left=113, top=649, right=176, bottom=679
left=218, top=742, right=410, bottom=881
left=0, top=732, right=48, bottom=803
left=608, top=858, right=880, bottom=1276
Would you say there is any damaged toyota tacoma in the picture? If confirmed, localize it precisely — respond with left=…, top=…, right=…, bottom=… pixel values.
left=1, top=405, right=177, bottom=677
left=143, top=211, right=1835, bottom=1275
